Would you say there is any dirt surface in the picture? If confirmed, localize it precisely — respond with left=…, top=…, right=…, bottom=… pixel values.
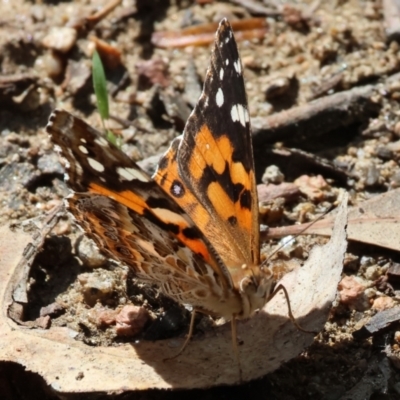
left=2, top=0, right=400, bottom=399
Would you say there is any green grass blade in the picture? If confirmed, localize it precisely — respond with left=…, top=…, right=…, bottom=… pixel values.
left=92, top=50, right=109, bottom=121
left=106, top=129, right=121, bottom=147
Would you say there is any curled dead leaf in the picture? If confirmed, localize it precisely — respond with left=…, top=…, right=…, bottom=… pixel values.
left=267, top=188, right=400, bottom=253
left=0, top=194, right=347, bottom=390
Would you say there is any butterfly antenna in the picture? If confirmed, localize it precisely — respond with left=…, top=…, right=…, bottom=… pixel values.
left=267, top=283, right=317, bottom=335
left=260, top=204, right=333, bottom=268
left=261, top=205, right=335, bottom=335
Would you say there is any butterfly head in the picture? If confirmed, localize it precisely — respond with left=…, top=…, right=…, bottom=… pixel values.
left=237, top=265, right=275, bottom=318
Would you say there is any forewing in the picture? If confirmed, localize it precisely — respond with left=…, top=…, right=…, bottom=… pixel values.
left=46, top=109, right=233, bottom=293
left=154, top=19, right=260, bottom=268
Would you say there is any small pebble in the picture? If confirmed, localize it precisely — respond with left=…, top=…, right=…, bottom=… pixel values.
left=355, top=159, right=380, bottom=187
left=37, top=152, right=65, bottom=175
left=387, top=262, right=400, bottom=283
left=360, top=256, right=374, bottom=267
left=364, top=265, right=381, bottom=280
left=294, top=174, right=328, bottom=202
left=343, top=254, right=359, bottom=271
left=375, top=145, right=393, bottom=160
left=42, top=27, right=77, bottom=53
left=35, top=52, right=65, bottom=79
left=35, top=316, right=51, bottom=329
left=338, top=275, right=369, bottom=311
left=31, top=5, right=45, bottom=22
left=261, top=165, right=284, bottom=184
left=372, top=296, right=395, bottom=311
left=65, top=60, right=92, bottom=94
left=115, top=305, right=149, bottom=337
left=88, top=305, right=118, bottom=327
left=265, top=77, right=290, bottom=99
left=258, top=197, right=284, bottom=224
left=76, top=236, right=107, bottom=268
left=394, top=121, right=400, bottom=137
left=390, top=171, right=400, bottom=188
left=40, top=302, right=64, bottom=317
left=364, top=287, right=377, bottom=299
left=78, top=271, right=117, bottom=306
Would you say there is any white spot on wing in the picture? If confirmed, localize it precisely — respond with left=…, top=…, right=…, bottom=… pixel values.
left=234, top=60, right=242, bottom=74
left=231, top=105, right=247, bottom=127
left=219, top=68, right=224, bottom=81
left=225, top=59, right=229, bottom=66
left=88, top=157, right=105, bottom=172
left=245, top=108, right=250, bottom=123
left=152, top=208, right=189, bottom=226
left=94, top=137, right=109, bottom=147
left=238, top=104, right=246, bottom=126
left=216, top=88, right=224, bottom=107
left=231, top=105, right=239, bottom=123
left=117, top=167, right=149, bottom=182
left=172, top=183, right=182, bottom=196
left=78, top=145, right=88, bottom=154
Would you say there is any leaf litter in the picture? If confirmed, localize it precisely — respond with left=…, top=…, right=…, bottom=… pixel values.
left=0, top=193, right=348, bottom=389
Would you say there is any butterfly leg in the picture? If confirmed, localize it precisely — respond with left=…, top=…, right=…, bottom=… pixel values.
left=231, top=317, right=243, bottom=381
left=164, top=310, right=197, bottom=361
left=268, top=284, right=317, bottom=334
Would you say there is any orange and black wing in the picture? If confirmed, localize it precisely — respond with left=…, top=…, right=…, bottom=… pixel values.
left=46, top=110, right=236, bottom=312
left=154, top=19, right=260, bottom=269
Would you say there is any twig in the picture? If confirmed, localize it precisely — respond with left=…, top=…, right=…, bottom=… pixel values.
left=139, top=73, right=400, bottom=176
left=85, top=0, right=122, bottom=28
left=252, top=82, right=382, bottom=146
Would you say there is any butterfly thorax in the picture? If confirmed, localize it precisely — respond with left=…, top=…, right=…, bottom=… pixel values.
left=230, top=264, right=275, bottom=319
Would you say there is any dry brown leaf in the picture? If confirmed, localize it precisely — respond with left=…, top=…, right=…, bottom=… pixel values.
left=0, top=195, right=347, bottom=391
left=267, top=189, right=400, bottom=252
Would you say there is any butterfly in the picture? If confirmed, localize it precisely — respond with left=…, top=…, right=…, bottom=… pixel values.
left=46, top=18, right=287, bottom=368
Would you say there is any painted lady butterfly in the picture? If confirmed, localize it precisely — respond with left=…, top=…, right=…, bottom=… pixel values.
left=46, top=19, right=285, bottom=363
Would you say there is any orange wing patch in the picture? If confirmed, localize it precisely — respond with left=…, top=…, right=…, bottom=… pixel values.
left=155, top=19, right=260, bottom=271
left=155, top=123, right=258, bottom=269
left=88, top=181, right=212, bottom=263
left=188, top=124, right=254, bottom=236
